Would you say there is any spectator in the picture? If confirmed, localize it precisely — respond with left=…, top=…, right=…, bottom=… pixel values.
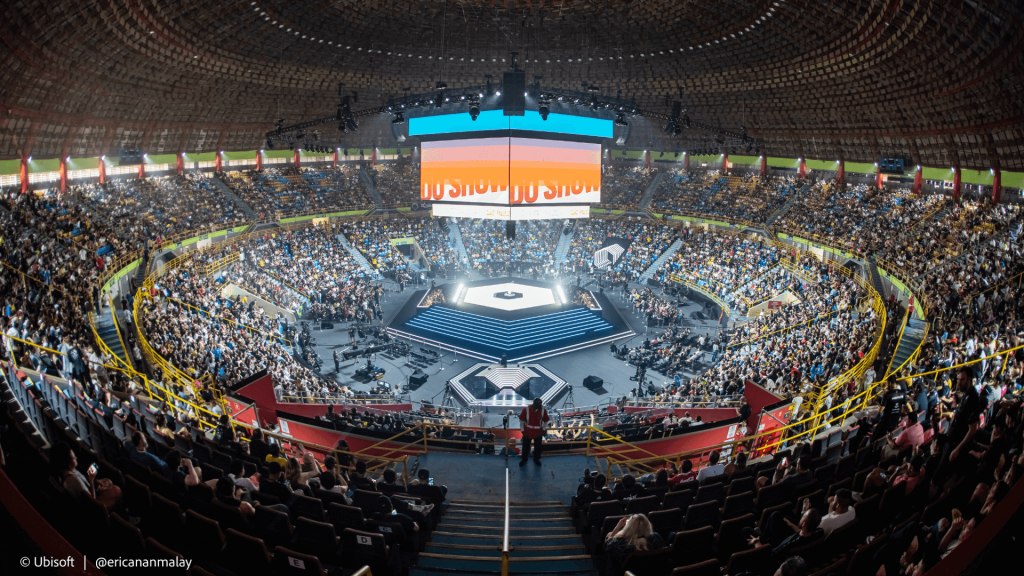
left=696, top=450, right=725, bottom=483
left=603, top=514, right=667, bottom=572
left=50, top=442, right=122, bottom=510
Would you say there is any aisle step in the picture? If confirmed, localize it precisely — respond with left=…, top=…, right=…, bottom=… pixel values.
left=425, top=543, right=585, bottom=557
left=415, top=554, right=593, bottom=573
left=431, top=532, right=581, bottom=546
left=436, top=523, right=576, bottom=534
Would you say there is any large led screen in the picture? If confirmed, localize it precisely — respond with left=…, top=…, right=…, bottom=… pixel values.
left=420, top=137, right=510, bottom=204
left=420, top=137, right=602, bottom=205
left=509, top=138, right=601, bottom=205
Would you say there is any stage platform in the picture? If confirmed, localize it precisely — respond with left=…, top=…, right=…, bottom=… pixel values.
left=385, top=277, right=633, bottom=363
left=446, top=362, right=568, bottom=408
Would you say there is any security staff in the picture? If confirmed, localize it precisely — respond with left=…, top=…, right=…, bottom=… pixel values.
left=873, top=377, right=907, bottom=441
left=518, top=398, right=550, bottom=467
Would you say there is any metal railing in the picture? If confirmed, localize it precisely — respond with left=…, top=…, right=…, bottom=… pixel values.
left=603, top=342, right=1023, bottom=476
left=501, top=467, right=510, bottom=576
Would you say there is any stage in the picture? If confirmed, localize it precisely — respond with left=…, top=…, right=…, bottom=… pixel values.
left=385, top=277, right=634, bottom=363
left=446, top=362, right=569, bottom=408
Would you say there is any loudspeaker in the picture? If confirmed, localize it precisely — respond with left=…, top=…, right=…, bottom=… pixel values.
left=506, top=220, right=516, bottom=240
left=583, top=375, right=603, bottom=390
left=409, top=371, right=428, bottom=389
left=502, top=69, right=526, bottom=116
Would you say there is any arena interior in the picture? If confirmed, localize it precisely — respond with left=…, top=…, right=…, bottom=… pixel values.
left=2, top=1, right=1024, bottom=576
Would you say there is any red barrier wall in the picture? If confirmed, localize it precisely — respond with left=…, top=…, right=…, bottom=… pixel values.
left=744, top=382, right=783, bottom=429
left=279, top=418, right=425, bottom=458
left=234, top=372, right=412, bottom=425
left=622, top=406, right=737, bottom=423
left=0, top=469, right=103, bottom=576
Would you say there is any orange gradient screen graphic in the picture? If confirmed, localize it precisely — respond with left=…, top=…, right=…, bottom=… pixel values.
left=420, top=137, right=602, bottom=205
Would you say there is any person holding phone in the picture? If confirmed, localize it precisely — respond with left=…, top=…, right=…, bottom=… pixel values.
left=50, top=442, right=122, bottom=510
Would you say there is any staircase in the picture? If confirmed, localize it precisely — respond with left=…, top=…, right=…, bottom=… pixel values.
left=638, top=238, right=683, bottom=284
left=553, top=223, right=575, bottom=267
left=411, top=499, right=593, bottom=576
left=448, top=218, right=471, bottom=266
left=636, top=172, right=666, bottom=212
left=765, top=183, right=808, bottom=227
left=337, top=233, right=382, bottom=279
left=887, top=318, right=927, bottom=376
left=358, top=168, right=385, bottom=210
left=95, top=307, right=131, bottom=369
left=865, top=255, right=886, bottom=298
left=133, top=249, right=150, bottom=293
left=210, top=175, right=257, bottom=218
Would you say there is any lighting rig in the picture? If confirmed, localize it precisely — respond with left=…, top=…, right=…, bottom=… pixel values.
left=264, top=74, right=748, bottom=153
left=644, top=100, right=759, bottom=154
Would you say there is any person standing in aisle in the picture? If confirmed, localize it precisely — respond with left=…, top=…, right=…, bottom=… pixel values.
left=519, top=398, right=550, bottom=467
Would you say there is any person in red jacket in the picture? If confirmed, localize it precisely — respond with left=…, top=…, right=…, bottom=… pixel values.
left=519, top=398, right=550, bottom=467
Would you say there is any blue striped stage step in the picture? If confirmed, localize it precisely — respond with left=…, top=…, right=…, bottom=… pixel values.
left=404, top=306, right=612, bottom=353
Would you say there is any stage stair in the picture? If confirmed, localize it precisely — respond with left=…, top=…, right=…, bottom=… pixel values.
left=638, top=238, right=682, bottom=284
left=411, top=499, right=594, bottom=576
left=337, top=233, right=382, bottom=279
left=636, top=171, right=666, bottom=212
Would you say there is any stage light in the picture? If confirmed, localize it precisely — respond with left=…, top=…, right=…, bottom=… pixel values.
left=539, top=100, right=550, bottom=120
left=495, top=91, right=501, bottom=96
left=556, top=285, right=567, bottom=304
left=454, top=284, right=465, bottom=302
left=469, top=101, right=480, bottom=121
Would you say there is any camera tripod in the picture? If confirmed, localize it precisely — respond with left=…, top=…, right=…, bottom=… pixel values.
left=560, top=384, right=576, bottom=410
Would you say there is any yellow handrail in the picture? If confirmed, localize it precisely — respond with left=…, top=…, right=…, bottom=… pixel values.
left=608, top=343, right=1024, bottom=472
left=108, top=295, right=134, bottom=372
left=164, top=297, right=293, bottom=346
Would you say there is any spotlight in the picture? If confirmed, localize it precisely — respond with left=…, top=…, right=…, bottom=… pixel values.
left=539, top=100, right=550, bottom=120
left=495, top=91, right=501, bottom=96
left=469, top=100, right=480, bottom=121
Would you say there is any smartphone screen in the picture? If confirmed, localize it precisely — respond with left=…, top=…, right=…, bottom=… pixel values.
left=781, top=457, right=788, bottom=468
left=428, top=477, right=434, bottom=486
left=391, top=509, right=397, bottom=515
left=88, top=463, right=98, bottom=475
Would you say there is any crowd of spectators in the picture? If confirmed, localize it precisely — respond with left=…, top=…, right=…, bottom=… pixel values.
left=341, top=220, right=408, bottom=275
left=75, top=173, right=248, bottom=242
left=369, top=158, right=418, bottom=208
left=458, top=219, right=561, bottom=275
left=779, top=181, right=944, bottom=254
left=217, top=166, right=372, bottom=219
left=879, top=201, right=1024, bottom=281
left=653, top=171, right=800, bottom=224
left=600, top=164, right=658, bottom=208
left=652, top=229, right=782, bottom=303
left=563, top=218, right=676, bottom=282
left=6, top=167, right=1024, bottom=576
